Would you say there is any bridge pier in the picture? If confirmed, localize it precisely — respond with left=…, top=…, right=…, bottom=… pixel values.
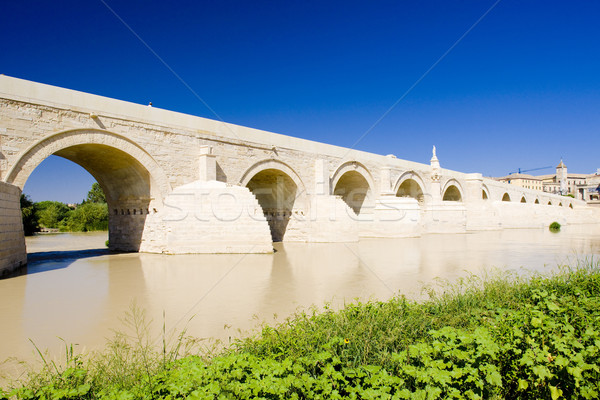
left=140, top=180, right=274, bottom=254
left=0, top=181, right=26, bottom=276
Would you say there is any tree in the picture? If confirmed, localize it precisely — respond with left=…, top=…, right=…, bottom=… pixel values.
left=86, top=182, right=106, bottom=204
left=20, top=194, right=38, bottom=235
left=36, top=201, right=71, bottom=229
left=60, top=202, right=108, bottom=232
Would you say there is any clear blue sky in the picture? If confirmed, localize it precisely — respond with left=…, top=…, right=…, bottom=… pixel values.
left=1, top=1, right=599, bottom=203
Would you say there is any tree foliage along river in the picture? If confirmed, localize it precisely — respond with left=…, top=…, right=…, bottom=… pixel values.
left=21, top=182, right=108, bottom=235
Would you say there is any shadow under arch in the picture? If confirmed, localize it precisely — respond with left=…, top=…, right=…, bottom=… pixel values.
left=239, top=159, right=306, bottom=242
left=441, top=179, right=464, bottom=202
left=502, top=193, right=511, bottom=202
left=394, top=171, right=426, bottom=203
left=330, top=161, right=375, bottom=215
left=5, top=129, right=171, bottom=252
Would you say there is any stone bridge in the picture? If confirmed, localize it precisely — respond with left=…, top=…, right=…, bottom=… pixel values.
left=0, top=76, right=596, bottom=274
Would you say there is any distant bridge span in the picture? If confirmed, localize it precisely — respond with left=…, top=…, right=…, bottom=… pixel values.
left=0, top=76, right=596, bottom=274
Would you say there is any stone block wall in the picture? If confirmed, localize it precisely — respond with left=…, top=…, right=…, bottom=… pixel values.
left=0, top=181, right=26, bottom=276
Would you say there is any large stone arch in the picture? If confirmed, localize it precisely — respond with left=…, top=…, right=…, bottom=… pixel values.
left=5, top=128, right=171, bottom=197
left=5, top=128, right=171, bottom=251
left=330, top=161, right=376, bottom=215
left=393, top=171, right=426, bottom=203
left=239, top=159, right=306, bottom=242
left=441, top=179, right=464, bottom=202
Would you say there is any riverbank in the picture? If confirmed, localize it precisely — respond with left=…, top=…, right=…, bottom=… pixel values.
left=3, top=258, right=599, bottom=399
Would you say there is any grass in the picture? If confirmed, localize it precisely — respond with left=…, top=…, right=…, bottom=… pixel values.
left=2, top=258, right=599, bottom=399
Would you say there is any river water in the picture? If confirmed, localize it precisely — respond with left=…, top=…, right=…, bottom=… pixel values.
left=1, top=226, right=600, bottom=378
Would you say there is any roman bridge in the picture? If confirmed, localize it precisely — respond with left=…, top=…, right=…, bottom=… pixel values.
left=0, top=76, right=596, bottom=274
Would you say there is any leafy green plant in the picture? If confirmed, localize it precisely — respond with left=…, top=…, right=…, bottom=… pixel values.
left=549, top=221, right=561, bottom=232
left=20, top=194, right=38, bottom=236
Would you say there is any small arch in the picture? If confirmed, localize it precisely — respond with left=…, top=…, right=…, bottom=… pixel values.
left=330, top=161, right=375, bottom=195
left=240, top=159, right=306, bottom=242
left=569, top=203, right=573, bottom=209
left=333, top=171, right=373, bottom=214
left=547, top=200, right=552, bottom=206
left=239, top=159, right=305, bottom=193
left=331, top=161, right=375, bottom=215
left=534, top=198, right=540, bottom=204
left=245, top=169, right=299, bottom=242
left=558, top=202, right=563, bottom=207
left=520, top=196, right=527, bottom=203
left=441, top=179, right=464, bottom=202
left=502, top=193, right=511, bottom=202
left=481, top=184, right=490, bottom=200
left=394, top=171, right=425, bottom=203
left=442, top=185, right=462, bottom=202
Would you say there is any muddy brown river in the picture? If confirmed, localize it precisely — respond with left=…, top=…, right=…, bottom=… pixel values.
left=1, top=226, right=600, bottom=379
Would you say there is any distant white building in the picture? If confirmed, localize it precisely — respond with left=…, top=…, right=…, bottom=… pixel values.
left=494, top=173, right=543, bottom=191
left=495, top=161, right=599, bottom=203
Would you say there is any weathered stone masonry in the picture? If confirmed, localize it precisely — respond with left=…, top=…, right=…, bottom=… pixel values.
left=0, top=181, right=26, bottom=276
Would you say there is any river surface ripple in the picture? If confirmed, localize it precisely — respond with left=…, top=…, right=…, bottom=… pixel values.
left=1, top=226, right=600, bottom=376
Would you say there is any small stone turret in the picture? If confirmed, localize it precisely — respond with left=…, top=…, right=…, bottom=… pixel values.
left=430, top=145, right=441, bottom=202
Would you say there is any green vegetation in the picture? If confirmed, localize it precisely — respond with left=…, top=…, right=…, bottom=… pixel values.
left=36, top=201, right=71, bottom=229
left=86, top=183, right=106, bottom=204
left=549, top=221, right=561, bottom=232
left=20, top=184, right=108, bottom=235
left=3, top=260, right=600, bottom=399
left=19, top=194, right=38, bottom=236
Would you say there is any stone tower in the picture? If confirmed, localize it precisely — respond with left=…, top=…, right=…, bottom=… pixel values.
left=556, top=159, right=567, bottom=195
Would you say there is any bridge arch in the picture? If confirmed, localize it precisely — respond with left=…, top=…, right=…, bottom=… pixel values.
left=330, top=161, right=375, bottom=215
left=534, top=198, right=540, bottom=204
left=441, top=179, right=464, bottom=202
left=239, top=159, right=306, bottom=242
left=482, top=184, right=490, bottom=200
left=520, top=196, right=527, bottom=203
left=393, top=171, right=426, bottom=203
left=502, top=193, right=511, bottom=202
left=5, top=128, right=171, bottom=251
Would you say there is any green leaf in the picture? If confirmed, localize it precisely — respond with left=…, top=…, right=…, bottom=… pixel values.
left=550, top=385, right=563, bottom=400
left=518, top=379, right=529, bottom=390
